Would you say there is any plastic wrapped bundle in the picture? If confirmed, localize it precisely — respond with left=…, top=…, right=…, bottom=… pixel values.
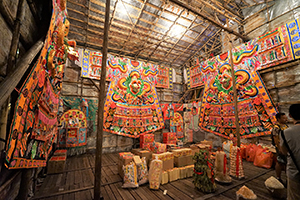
left=236, top=185, right=257, bottom=199
left=230, top=146, right=244, bottom=179
left=149, top=156, right=163, bottom=189
left=161, top=171, right=168, bottom=185
left=264, top=176, right=284, bottom=189
left=122, top=162, right=138, bottom=188
left=264, top=176, right=285, bottom=198
left=214, top=151, right=232, bottom=183
left=137, top=157, right=148, bottom=185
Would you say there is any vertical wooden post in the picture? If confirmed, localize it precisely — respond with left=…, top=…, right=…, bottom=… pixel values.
left=94, top=0, right=110, bottom=199
left=228, top=42, right=241, bottom=147
left=18, top=169, right=33, bottom=200
left=7, top=0, right=25, bottom=74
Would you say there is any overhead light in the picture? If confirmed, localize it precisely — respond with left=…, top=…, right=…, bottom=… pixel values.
left=169, top=24, right=185, bottom=37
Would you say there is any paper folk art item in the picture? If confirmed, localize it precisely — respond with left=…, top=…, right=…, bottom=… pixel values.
left=169, top=104, right=184, bottom=139
left=103, top=63, right=164, bottom=137
left=156, top=65, right=173, bottom=89
left=186, top=18, right=300, bottom=88
left=78, top=48, right=174, bottom=89
left=199, top=40, right=277, bottom=139
left=5, top=0, right=78, bottom=169
left=62, top=97, right=98, bottom=132
left=58, top=109, right=87, bottom=147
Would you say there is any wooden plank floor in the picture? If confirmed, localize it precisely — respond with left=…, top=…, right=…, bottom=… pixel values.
left=33, top=153, right=287, bottom=200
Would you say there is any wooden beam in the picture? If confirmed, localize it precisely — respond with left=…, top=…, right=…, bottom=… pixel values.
left=171, top=24, right=210, bottom=64
left=0, top=42, right=44, bottom=107
left=242, top=2, right=275, bottom=22
left=195, top=0, right=242, bottom=24
left=182, top=29, right=221, bottom=67
left=228, top=38, right=240, bottom=147
left=119, top=0, right=148, bottom=53
left=169, top=0, right=249, bottom=41
left=163, top=17, right=198, bottom=60
left=134, top=2, right=168, bottom=58
left=209, top=0, right=243, bottom=20
left=145, top=10, right=185, bottom=60
left=0, top=0, right=30, bottom=50
left=241, top=0, right=274, bottom=9
left=109, top=0, right=119, bottom=26
left=245, top=4, right=300, bottom=35
left=94, top=0, right=109, bottom=198
left=7, top=0, right=25, bottom=73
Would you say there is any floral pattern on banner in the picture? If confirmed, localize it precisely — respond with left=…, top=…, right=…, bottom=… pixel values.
left=199, top=41, right=277, bottom=139
left=187, top=19, right=299, bottom=89
left=103, top=67, right=164, bottom=138
left=79, top=49, right=174, bottom=89
left=62, top=97, right=98, bottom=132
left=156, top=65, right=173, bottom=89
left=5, top=0, right=77, bottom=169
left=58, top=109, right=87, bottom=148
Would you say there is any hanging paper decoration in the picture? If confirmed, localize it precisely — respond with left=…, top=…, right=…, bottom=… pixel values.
left=156, top=65, right=173, bottom=89
left=186, top=18, right=300, bottom=89
left=256, top=25, right=293, bottom=70
left=81, top=49, right=90, bottom=77
left=170, top=104, right=184, bottom=139
left=285, top=19, right=300, bottom=60
left=77, top=49, right=178, bottom=89
left=58, top=109, right=87, bottom=147
left=189, top=59, right=203, bottom=88
left=103, top=67, right=164, bottom=137
left=62, top=97, right=98, bottom=132
left=199, top=40, right=277, bottom=139
left=5, top=0, right=77, bottom=169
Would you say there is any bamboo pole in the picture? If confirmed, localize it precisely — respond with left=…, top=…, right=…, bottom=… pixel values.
left=169, top=0, right=249, bottom=41
left=94, top=0, right=110, bottom=199
left=0, top=39, right=43, bottom=107
left=228, top=41, right=240, bottom=147
left=7, top=0, right=25, bottom=73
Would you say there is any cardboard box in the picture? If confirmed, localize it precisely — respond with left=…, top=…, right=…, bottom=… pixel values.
left=163, top=140, right=176, bottom=145
left=185, top=155, right=193, bottom=166
left=53, top=149, right=67, bottom=157
left=179, top=167, right=187, bottom=179
left=131, top=149, right=152, bottom=165
left=163, top=132, right=176, bottom=141
left=186, top=165, right=194, bottom=177
left=47, top=156, right=66, bottom=174
left=118, top=152, right=134, bottom=177
left=174, top=155, right=193, bottom=167
left=140, top=142, right=153, bottom=151
left=174, top=156, right=185, bottom=167
left=201, top=140, right=213, bottom=148
left=161, top=171, right=169, bottom=185
left=152, top=152, right=174, bottom=171
left=163, top=158, right=174, bottom=171
left=140, top=134, right=154, bottom=144
left=171, top=148, right=192, bottom=157
left=168, top=168, right=179, bottom=182
left=151, top=142, right=167, bottom=154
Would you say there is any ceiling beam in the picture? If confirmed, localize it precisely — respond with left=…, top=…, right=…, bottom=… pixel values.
left=118, top=0, right=148, bottom=53
left=163, top=16, right=198, bottom=61
left=146, top=10, right=185, bottom=61
left=194, top=0, right=242, bottom=24
left=182, top=29, right=221, bottom=67
left=169, top=0, right=249, bottom=41
left=209, top=0, right=243, bottom=20
left=171, top=24, right=210, bottom=64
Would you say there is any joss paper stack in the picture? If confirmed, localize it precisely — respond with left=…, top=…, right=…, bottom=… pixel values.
left=163, top=132, right=177, bottom=145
